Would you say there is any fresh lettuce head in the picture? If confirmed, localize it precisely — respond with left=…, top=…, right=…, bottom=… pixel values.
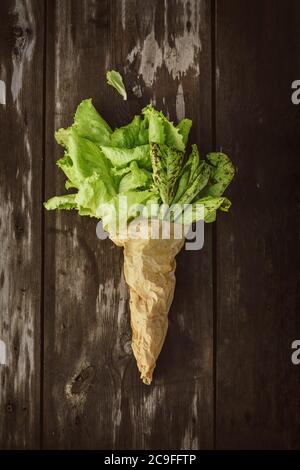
left=45, top=72, right=235, bottom=232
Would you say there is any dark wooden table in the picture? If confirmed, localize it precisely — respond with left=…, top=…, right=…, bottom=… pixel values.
left=0, top=0, right=299, bottom=450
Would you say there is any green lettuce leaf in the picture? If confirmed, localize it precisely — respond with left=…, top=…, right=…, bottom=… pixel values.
left=44, top=74, right=235, bottom=231
left=101, top=190, right=159, bottom=234
left=72, top=98, right=112, bottom=146
left=110, top=115, right=148, bottom=148
left=101, top=144, right=151, bottom=170
left=172, top=196, right=231, bottom=224
left=200, top=152, right=235, bottom=198
left=143, top=105, right=186, bottom=151
left=177, top=118, right=192, bottom=146
left=119, top=161, right=152, bottom=193
left=174, top=145, right=211, bottom=205
left=44, top=194, right=77, bottom=211
left=74, top=173, right=114, bottom=218
left=150, top=143, right=184, bottom=204
left=55, top=127, right=116, bottom=194
left=106, top=70, right=127, bottom=100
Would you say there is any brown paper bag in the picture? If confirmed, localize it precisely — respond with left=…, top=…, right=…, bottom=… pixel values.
left=111, top=219, right=185, bottom=384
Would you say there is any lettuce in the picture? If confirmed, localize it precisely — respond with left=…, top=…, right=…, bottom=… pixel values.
left=177, top=118, right=192, bottom=146
left=118, top=161, right=152, bottom=193
left=44, top=194, right=77, bottom=211
left=44, top=71, right=235, bottom=233
left=199, top=152, right=235, bottom=198
left=73, top=99, right=112, bottom=145
left=188, top=196, right=231, bottom=224
left=110, top=115, right=148, bottom=148
left=106, top=70, right=127, bottom=100
left=142, top=105, right=186, bottom=151
left=100, top=144, right=151, bottom=170
left=150, top=143, right=184, bottom=204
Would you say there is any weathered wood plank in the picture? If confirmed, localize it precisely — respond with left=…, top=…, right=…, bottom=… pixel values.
left=215, top=0, right=300, bottom=449
left=0, top=0, right=44, bottom=449
left=44, top=0, right=213, bottom=449
left=112, top=0, right=214, bottom=450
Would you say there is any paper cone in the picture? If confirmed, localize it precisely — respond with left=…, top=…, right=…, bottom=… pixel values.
left=111, top=219, right=185, bottom=384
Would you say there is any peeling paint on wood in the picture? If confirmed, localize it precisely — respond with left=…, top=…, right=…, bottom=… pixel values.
left=0, top=340, right=6, bottom=365
left=175, top=83, right=185, bottom=120
left=126, top=0, right=201, bottom=87
left=0, top=80, right=6, bottom=105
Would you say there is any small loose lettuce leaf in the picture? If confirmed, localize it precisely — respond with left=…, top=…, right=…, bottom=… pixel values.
left=143, top=105, right=186, bottom=151
left=119, top=161, right=152, bottom=193
left=73, top=98, right=112, bottom=146
left=177, top=118, right=192, bottom=146
left=106, top=70, right=127, bottom=100
left=44, top=194, right=77, bottom=211
left=150, top=143, right=184, bottom=204
left=110, top=115, right=148, bottom=148
left=200, top=152, right=235, bottom=198
left=101, top=144, right=151, bottom=170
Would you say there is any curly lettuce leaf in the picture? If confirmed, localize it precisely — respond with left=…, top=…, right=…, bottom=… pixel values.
left=110, top=115, right=148, bottom=148
left=199, top=152, right=235, bottom=198
left=101, top=190, right=159, bottom=234
left=119, top=161, right=152, bottom=193
left=194, top=196, right=231, bottom=223
left=101, top=144, right=151, bottom=170
left=44, top=194, right=77, bottom=211
left=143, top=105, right=186, bottom=151
left=55, top=127, right=116, bottom=194
left=72, top=98, right=112, bottom=146
left=74, top=174, right=114, bottom=218
left=106, top=70, right=127, bottom=100
left=177, top=118, right=192, bottom=146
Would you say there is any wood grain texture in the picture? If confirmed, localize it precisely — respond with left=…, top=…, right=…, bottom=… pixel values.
left=1, top=0, right=298, bottom=451
left=43, top=0, right=213, bottom=449
left=215, top=0, right=300, bottom=449
left=0, top=0, right=44, bottom=449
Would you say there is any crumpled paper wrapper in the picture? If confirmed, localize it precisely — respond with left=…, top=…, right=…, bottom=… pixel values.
left=111, top=219, right=185, bottom=384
